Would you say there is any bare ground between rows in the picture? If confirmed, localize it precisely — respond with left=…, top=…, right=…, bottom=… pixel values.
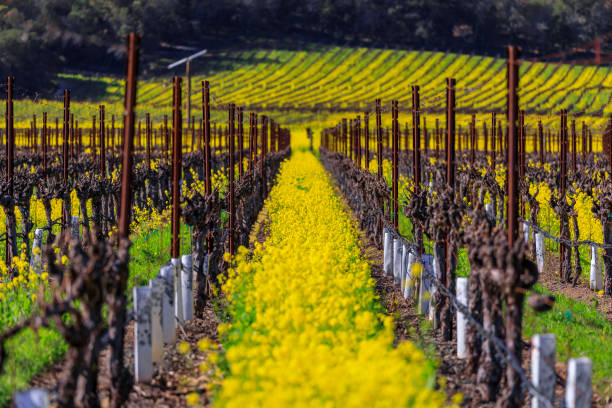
left=357, top=231, right=612, bottom=406
left=359, top=231, right=549, bottom=407
left=540, top=247, right=612, bottom=321
left=360, top=239, right=612, bottom=407
left=24, top=297, right=222, bottom=408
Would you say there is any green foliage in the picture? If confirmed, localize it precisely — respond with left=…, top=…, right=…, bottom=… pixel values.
left=524, top=285, right=612, bottom=398
left=0, top=327, right=66, bottom=407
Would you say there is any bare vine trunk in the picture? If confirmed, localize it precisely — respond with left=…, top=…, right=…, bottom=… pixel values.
left=572, top=214, right=582, bottom=285
left=477, top=285, right=503, bottom=401
left=43, top=199, right=55, bottom=245
left=466, top=267, right=482, bottom=374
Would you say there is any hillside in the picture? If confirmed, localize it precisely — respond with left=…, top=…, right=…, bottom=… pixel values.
left=63, top=45, right=612, bottom=117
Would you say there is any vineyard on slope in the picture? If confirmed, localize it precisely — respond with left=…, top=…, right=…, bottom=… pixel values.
left=60, top=46, right=612, bottom=119
left=7, top=45, right=612, bottom=153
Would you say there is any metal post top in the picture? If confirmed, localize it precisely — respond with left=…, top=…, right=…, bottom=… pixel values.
left=167, top=49, right=208, bottom=69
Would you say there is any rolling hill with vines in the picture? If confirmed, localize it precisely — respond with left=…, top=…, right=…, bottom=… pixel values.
left=64, top=45, right=612, bottom=116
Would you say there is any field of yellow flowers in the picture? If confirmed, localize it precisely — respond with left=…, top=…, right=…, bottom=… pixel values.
left=214, top=150, right=456, bottom=407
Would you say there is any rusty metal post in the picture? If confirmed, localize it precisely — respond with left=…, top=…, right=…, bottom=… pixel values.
left=5, top=77, right=13, bottom=196
left=571, top=119, right=576, bottom=173
left=79, top=123, right=83, bottom=156
left=376, top=99, right=383, bottom=178
left=145, top=112, right=151, bottom=172
left=539, top=120, right=544, bottom=166
left=507, top=46, right=520, bottom=246
left=561, top=111, right=567, bottom=197
left=163, top=114, right=169, bottom=163
left=5, top=77, right=14, bottom=264
left=413, top=86, right=421, bottom=193
left=202, top=81, right=212, bottom=194
left=118, top=35, right=139, bottom=238
left=248, top=113, right=254, bottom=174
left=356, top=115, right=361, bottom=167
left=351, top=118, right=356, bottom=165
left=446, top=79, right=456, bottom=187
left=364, top=112, right=370, bottom=170
left=343, top=119, right=349, bottom=158
left=228, top=104, right=235, bottom=255
left=457, top=124, right=462, bottom=155
left=171, top=76, right=182, bottom=259
left=32, top=114, right=37, bottom=153
left=504, top=45, right=525, bottom=408
left=483, top=120, right=488, bottom=154
left=260, top=115, right=267, bottom=198
left=499, top=120, right=505, bottom=158
left=435, top=118, right=440, bottom=159
left=520, top=110, right=526, bottom=178
left=91, top=115, right=96, bottom=162
left=560, top=110, right=568, bottom=283
left=253, top=114, right=258, bottom=170
left=111, top=114, right=115, bottom=156
left=100, top=105, right=106, bottom=176
left=238, top=106, right=244, bottom=180
left=470, top=113, right=475, bottom=165
left=62, top=90, right=70, bottom=185
left=413, top=86, right=423, bottom=254
left=531, top=122, right=537, bottom=157
left=581, top=121, right=586, bottom=159
left=439, top=77, right=457, bottom=342
left=111, top=35, right=140, bottom=408
left=392, top=101, right=399, bottom=230
left=42, top=112, right=47, bottom=172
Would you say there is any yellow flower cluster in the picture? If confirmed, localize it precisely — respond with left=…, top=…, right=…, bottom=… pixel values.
left=131, top=198, right=171, bottom=237
left=216, top=151, right=452, bottom=407
left=0, top=246, right=49, bottom=328
left=185, top=167, right=229, bottom=200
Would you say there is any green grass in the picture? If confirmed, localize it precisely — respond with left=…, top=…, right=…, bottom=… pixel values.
left=392, top=181, right=610, bottom=398
left=0, top=213, right=194, bottom=405
left=0, top=327, right=66, bottom=407
left=128, top=220, right=193, bottom=293
left=525, top=285, right=612, bottom=398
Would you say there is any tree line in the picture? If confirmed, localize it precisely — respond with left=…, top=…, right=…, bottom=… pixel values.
left=2, top=0, right=611, bottom=95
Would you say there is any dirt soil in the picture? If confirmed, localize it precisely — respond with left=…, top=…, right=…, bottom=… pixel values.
left=26, top=299, right=222, bottom=408
left=361, top=231, right=540, bottom=407
left=540, top=247, right=612, bottom=321
left=354, top=226, right=612, bottom=407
